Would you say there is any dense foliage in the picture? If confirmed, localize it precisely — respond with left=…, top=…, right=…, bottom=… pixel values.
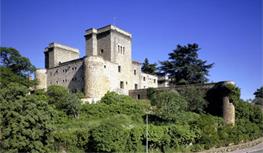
left=0, top=47, right=35, bottom=77
left=159, top=43, right=213, bottom=85
left=1, top=48, right=263, bottom=153
left=253, top=86, right=263, bottom=106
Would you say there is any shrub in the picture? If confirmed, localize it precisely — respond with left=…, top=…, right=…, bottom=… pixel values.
left=167, top=124, right=197, bottom=148
left=155, top=91, right=188, bottom=120
left=180, top=86, right=207, bottom=113
left=100, top=91, right=134, bottom=105
left=0, top=94, right=55, bottom=152
left=88, top=120, right=130, bottom=152
left=47, top=85, right=81, bottom=117
left=142, top=125, right=170, bottom=152
left=52, top=128, right=89, bottom=153
left=47, top=85, right=69, bottom=105
left=126, top=126, right=144, bottom=152
left=195, top=114, right=223, bottom=149
left=235, top=100, right=263, bottom=129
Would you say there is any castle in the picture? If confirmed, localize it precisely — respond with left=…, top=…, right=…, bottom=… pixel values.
left=35, top=25, right=158, bottom=102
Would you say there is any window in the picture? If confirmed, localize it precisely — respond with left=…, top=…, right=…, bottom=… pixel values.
left=134, top=84, right=138, bottom=89
left=120, top=81, right=124, bottom=89
left=100, top=49, right=104, bottom=54
left=104, top=65, right=106, bottom=68
left=123, top=47, right=125, bottom=54
left=137, top=94, right=141, bottom=99
left=154, top=79, right=156, bottom=83
left=118, top=66, right=121, bottom=72
left=143, top=77, right=146, bottom=81
left=134, top=70, right=136, bottom=75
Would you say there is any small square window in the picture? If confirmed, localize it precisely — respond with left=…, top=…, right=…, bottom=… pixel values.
left=120, top=81, right=124, bottom=89
left=100, top=49, right=104, bottom=54
left=143, top=77, right=146, bottom=81
left=104, top=65, right=106, bottom=68
left=135, top=84, right=138, bottom=89
left=118, top=66, right=121, bottom=72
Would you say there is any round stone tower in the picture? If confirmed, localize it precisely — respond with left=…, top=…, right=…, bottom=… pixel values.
left=83, top=56, right=110, bottom=102
left=223, top=96, right=235, bottom=126
left=35, top=69, right=47, bottom=90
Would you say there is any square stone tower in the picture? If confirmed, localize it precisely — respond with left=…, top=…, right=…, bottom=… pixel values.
left=44, top=43, right=80, bottom=68
left=84, top=25, right=133, bottom=90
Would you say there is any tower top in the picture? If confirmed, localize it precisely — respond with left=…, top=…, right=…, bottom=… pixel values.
left=85, top=24, right=132, bottom=38
left=44, top=42, right=79, bottom=53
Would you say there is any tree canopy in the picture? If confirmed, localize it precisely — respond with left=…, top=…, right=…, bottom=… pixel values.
left=0, top=47, right=36, bottom=88
left=254, top=86, right=263, bottom=98
left=141, top=58, right=157, bottom=75
left=0, top=47, right=35, bottom=76
left=159, top=43, right=213, bottom=85
left=253, top=86, right=263, bottom=106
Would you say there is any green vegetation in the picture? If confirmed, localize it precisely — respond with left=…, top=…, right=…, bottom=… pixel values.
left=159, top=43, right=214, bottom=84
left=1, top=47, right=263, bottom=153
left=253, top=86, right=263, bottom=106
left=141, top=58, right=157, bottom=75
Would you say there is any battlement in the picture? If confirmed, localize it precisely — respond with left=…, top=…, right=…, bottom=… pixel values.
left=85, top=25, right=132, bottom=38
left=45, top=42, right=79, bottom=53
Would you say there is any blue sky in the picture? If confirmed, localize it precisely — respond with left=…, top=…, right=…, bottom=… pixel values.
left=1, top=0, right=262, bottom=100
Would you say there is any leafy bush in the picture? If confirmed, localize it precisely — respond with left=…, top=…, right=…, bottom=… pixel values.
left=0, top=94, right=55, bottom=153
left=47, top=85, right=69, bottom=105
left=100, top=91, right=134, bottom=104
left=88, top=120, right=130, bottom=152
left=194, top=114, right=223, bottom=149
left=47, top=85, right=81, bottom=117
left=155, top=91, right=188, bottom=120
left=180, top=86, right=207, bottom=113
left=126, top=126, right=144, bottom=152
left=235, top=100, right=263, bottom=129
left=52, top=128, right=89, bottom=153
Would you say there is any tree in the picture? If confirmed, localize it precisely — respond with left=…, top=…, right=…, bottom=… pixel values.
left=159, top=44, right=213, bottom=85
left=141, top=58, right=157, bottom=75
left=0, top=84, right=55, bottom=152
left=253, top=86, right=263, bottom=106
left=180, top=86, right=207, bottom=113
left=0, top=47, right=36, bottom=88
left=155, top=91, right=188, bottom=120
left=47, top=85, right=81, bottom=117
left=0, top=47, right=35, bottom=76
left=254, top=86, right=263, bottom=98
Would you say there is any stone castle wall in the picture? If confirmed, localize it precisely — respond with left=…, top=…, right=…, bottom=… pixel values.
left=36, top=25, right=159, bottom=102
left=46, top=58, right=84, bottom=92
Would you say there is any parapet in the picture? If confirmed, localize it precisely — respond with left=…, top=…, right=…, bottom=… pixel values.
left=85, top=25, right=132, bottom=38
left=44, top=42, right=80, bottom=53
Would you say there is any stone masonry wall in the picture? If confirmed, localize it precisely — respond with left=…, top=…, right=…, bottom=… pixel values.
left=46, top=58, right=84, bottom=92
